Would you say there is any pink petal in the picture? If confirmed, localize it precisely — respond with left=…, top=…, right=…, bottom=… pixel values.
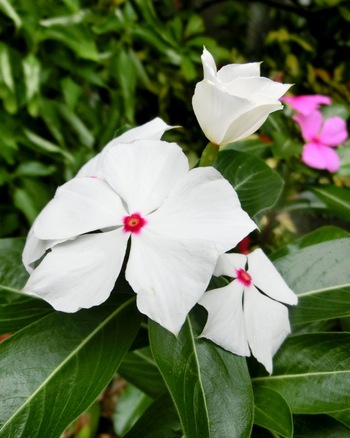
left=319, top=116, right=348, bottom=146
left=282, top=95, right=331, bottom=115
left=302, top=143, right=340, bottom=172
left=293, top=111, right=323, bottom=141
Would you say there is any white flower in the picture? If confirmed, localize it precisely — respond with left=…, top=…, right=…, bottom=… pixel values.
left=22, top=118, right=173, bottom=273
left=22, top=138, right=256, bottom=335
left=192, top=48, right=291, bottom=146
left=198, top=249, right=297, bottom=373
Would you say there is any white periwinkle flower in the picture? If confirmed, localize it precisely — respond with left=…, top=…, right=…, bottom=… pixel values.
left=198, top=249, right=297, bottom=373
left=192, top=48, right=292, bottom=146
left=22, top=118, right=173, bottom=274
left=22, top=134, right=256, bottom=335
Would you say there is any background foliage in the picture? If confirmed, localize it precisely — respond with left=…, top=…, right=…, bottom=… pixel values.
left=0, top=0, right=350, bottom=437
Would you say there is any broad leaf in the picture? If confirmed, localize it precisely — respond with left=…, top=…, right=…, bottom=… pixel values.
left=271, top=225, right=349, bottom=259
left=149, top=313, right=253, bottom=438
left=0, top=238, right=28, bottom=291
left=214, top=150, right=283, bottom=217
left=273, top=238, right=350, bottom=326
left=0, top=238, right=52, bottom=332
left=123, top=393, right=182, bottom=438
left=114, top=383, right=153, bottom=436
left=312, top=186, right=350, bottom=222
left=118, top=347, right=167, bottom=399
left=0, top=295, right=141, bottom=437
left=254, top=386, right=293, bottom=438
left=293, top=414, right=350, bottom=437
left=254, top=333, right=350, bottom=414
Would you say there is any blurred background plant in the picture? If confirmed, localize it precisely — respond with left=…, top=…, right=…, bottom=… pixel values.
left=1, top=0, right=349, bottom=242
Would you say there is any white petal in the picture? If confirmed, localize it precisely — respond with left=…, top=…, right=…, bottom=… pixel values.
left=148, top=167, right=256, bottom=254
left=213, top=253, right=247, bottom=277
left=103, top=140, right=189, bottom=215
left=201, top=47, right=217, bottom=81
left=34, top=177, right=127, bottom=240
left=125, top=230, right=218, bottom=335
left=217, top=62, right=261, bottom=83
left=23, top=229, right=129, bottom=312
left=220, top=103, right=283, bottom=145
left=225, top=77, right=291, bottom=102
left=192, top=81, right=253, bottom=144
left=76, top=153, right=102, bottom=178
left=247, top=249, right=297, bottom=305
left=199, top=281, right=250, bottom=356
left=111, top=117, right=174, bottom=143
left=22, top=226, right=63, bottom=273
left=76, top=118, right=174, bottom=178
left=244, top=285, right=291, bottom=373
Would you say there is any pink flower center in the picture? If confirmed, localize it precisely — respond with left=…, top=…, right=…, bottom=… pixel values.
left=123, top=212, right=147, bottom=234
left=235, top=268, right=252, bottom=286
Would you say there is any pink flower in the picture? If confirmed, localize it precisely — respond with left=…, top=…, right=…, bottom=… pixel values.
left=294, top=110, right=348, bottom=172
left=281, top=94, right=331, bottom=116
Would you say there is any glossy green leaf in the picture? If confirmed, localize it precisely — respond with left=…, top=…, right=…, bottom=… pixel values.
left=0, top=295, right=141, bottom=437
left=328, top=409, right=350, bottom=428
left=118, top=347, right=167, bottom=398
left=273, top=238, right=350, bottom=326
left=312, top=186, right=350, bottom=222
left=114, top=383, right=153, bottom=436
left=254, top=386, right=293, bottom=438
left=271, top=225, right=349, bottom=259
left=0, top=238, right=28, bottom=291
left=293, top=414, right=350, bottom=437
left=254, top=333, right=350, bottom=414
left=123, top=393, right=182, bottom=438
left=0, top=289, right=52, bottom=333
left=149, top=314, right=253, bottom=438
left=214, top=150, right=283, bottom=217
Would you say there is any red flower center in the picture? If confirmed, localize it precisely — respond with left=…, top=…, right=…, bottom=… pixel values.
left=236, top=268, right=252, bottom=287
left=123, top=213, right=147, bottom=234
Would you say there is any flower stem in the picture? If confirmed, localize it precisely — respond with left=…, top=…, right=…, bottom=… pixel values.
left=199, top=142, right=219, bottom=167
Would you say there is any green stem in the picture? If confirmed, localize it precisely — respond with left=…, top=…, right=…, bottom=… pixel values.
left=199, top=142, right=220, bottom=167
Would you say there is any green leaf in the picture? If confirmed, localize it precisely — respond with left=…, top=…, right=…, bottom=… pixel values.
left=118, top=347, right=167, bottom=399
left=254, top=386, right=293, bottom=438
left=22, top=128, right=74, bottom=162
left=294, top=414, right=350, bottom=437
left=0, top=295, right=141, bottom=437
left=57, top=103, right=95, bottom=149
left=312, top=186, right=350, bottom=222
left=123, top=393, right=182, bottom=438
left=0, top=238, right=28, bottom=291
left=114, top=383, right=153, bottom=436
left=0, top=236, right=51, bottom=334
left=254, top=333, right=350, bottom=414
left=0, top=0, right=22, bottom=29
left=271, top=131, right=302, bottom=158
left=42, top=24, right=99, bottom=61
left=271, top=225, right=350, bottom=259
left=0, top=290, right=53, bottom=333
left=273, top=238, right=350, bottom=326
left=149, top=313, right=253, bottom=438
left=214, top=150, right=283, bottom=217
left=115, top=49, right=137, bottom=123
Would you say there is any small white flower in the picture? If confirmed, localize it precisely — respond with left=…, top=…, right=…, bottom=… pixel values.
left=198, top=249, right=297, bottom=373
left=192, top=48, right=291, bottom=146
left=22, top=137, right=256, bottom=335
